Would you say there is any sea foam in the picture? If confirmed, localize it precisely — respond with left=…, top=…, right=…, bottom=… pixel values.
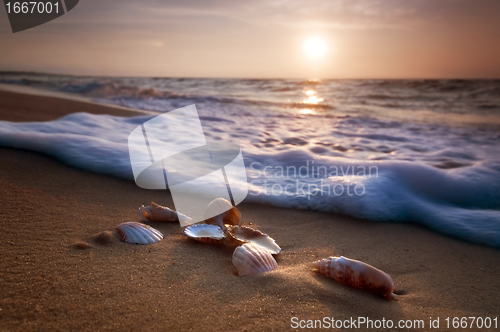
left=0, top=112, right=499, bottom=247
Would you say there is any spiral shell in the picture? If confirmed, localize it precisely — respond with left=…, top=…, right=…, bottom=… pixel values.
left=139, top=202, right=178, bottom=222
left=232, top=243, right=278, bottom=276
left=116, top=222, right=163, bottom=245
left=184, top=224, right=225, bottom=244
left=313, top=256, right=396, bottom=300
left=204, top=198, right=241, bottom=230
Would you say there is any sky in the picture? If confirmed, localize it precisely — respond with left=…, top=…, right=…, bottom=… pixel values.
left=0, top=0, right=499, bottom=79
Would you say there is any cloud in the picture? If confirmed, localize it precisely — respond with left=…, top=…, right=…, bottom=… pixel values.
left=145, top=0, right=426, bottom=30
left=219, top=0, right=424, bottom=29
left=58, top=0, right=428, bottom=31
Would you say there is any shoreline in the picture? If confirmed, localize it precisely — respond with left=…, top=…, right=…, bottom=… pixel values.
left=0, top=83, right=149, bottom=122
left=1, top=86, right=499, bottom=331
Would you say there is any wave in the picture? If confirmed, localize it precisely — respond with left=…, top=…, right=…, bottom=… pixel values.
left=2, top=74, right=499, bottom=118
left=0, top=112, right=499, bottom=247
left=56, top=81, right=338, bottom=112
left=60, top=81, right=188, bottom=99
left=349, top=79, right=500, bottom=96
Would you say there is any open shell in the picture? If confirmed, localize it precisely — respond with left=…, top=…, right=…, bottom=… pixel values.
left=227, top=225, right=281, bottom=255
left=232, top=243, right=278, bottom=276
left=204, top=198, right=241, bottom=230
left=313, top=256, right=397, bottom=300
left=184, top=224, right=225, bottom=244
left=116, top=222, right=163, bottom=245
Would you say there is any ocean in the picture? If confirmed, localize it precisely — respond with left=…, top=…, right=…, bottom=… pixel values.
left=1, top=73, right=499, bottom=247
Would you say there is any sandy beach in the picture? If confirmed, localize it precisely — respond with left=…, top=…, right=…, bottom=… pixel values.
left=1, top=88, right=499, bottom=331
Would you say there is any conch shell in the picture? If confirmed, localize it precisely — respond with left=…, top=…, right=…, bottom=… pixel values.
left=204, top=198, right=241, bottom=230
left=232, top=243, right=278, bottom=276
left=139, top=202, right=178, bottom=222
left=313, top=256, right=397, bottom=300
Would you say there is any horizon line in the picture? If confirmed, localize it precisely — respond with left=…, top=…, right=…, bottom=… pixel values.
left=0, top=70, right=499, bottom=81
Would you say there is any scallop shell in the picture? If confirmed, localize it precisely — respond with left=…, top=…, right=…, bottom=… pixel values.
left=116, top=222, right=163, bottom=245
left=232, top=243, right=278, bottom=276
left=226, top=225, right=281, bottom=255
left=203, top=198, right=241, bottom=229
left=313, top=256, right=396, bottom=300
left=184, top=224, right=225, bottom=244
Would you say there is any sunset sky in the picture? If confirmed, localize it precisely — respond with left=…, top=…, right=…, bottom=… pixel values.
left=0, top=0, right=499, bottom=79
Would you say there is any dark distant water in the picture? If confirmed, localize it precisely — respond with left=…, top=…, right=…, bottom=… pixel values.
left=1, top=73, right=499, bottom=247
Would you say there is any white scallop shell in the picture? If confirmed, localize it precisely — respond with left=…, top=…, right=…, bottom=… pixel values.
left=203, top=198, right=241, bottom=229
left=116, top=222, right=163, bottom=245
left=184, top=224, right=225, bottom=244
left=138, top=202, right=178, bottom=222
left=313, top=256, right=397, bottom=300
left=204, top=197, right=233, bottom=219
left=232, top=243, right=278, bottom=276
left=227, top=225, right=281, bottom=255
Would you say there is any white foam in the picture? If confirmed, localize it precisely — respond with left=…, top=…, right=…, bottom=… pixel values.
left=0, top=112, right=499, bottom=247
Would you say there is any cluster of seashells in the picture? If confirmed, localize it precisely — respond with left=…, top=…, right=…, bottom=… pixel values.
left=116, top=198, right=281, bottom=277
left=114, top=198, right=396, bottom=300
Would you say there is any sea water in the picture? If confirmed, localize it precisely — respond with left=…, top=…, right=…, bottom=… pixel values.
left=0, top=73, right=499, bottom=247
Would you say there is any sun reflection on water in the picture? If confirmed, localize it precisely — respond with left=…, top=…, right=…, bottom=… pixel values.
left=302, top=89, right=324, bottom=105
left=298, top=109, right=316, bottom=115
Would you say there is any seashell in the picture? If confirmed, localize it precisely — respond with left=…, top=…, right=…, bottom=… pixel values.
left=116, top=222, right=163, bottom=245
left=184, top=224, right=225, bottom=244
left=232, top=243, right=278, bottom=276
left=313, top=256, right=397, bottom=300
left=226, top=225, right=281, bottom=255
left=138, top=202, right=178, bottom=222
left=204, top=198, right=241, bottom=230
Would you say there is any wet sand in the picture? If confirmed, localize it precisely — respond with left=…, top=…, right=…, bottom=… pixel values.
left=0, top=87, right=499, bottom=331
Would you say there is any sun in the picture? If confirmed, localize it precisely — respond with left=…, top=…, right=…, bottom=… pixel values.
left=304, top=38, right=327, bottom=58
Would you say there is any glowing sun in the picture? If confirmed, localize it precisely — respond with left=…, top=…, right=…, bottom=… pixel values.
left=304, top=38, right=327, bottom=58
